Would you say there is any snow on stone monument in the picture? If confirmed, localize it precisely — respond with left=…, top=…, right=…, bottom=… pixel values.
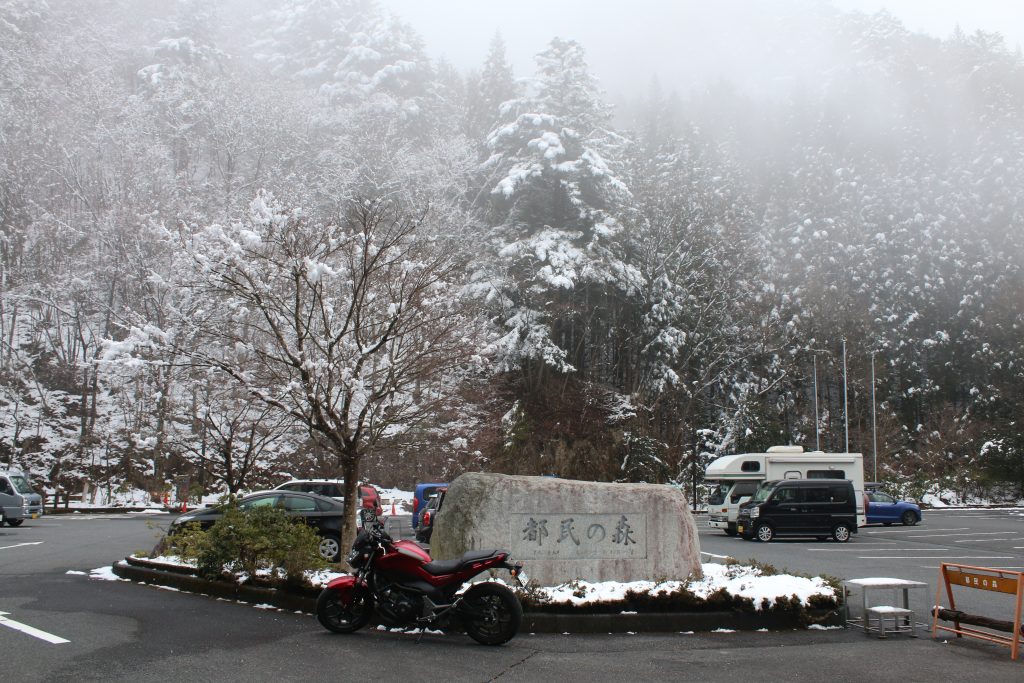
left=431, top=473, right=701, bottom=585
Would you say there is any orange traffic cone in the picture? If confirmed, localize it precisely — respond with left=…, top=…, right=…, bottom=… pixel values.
left=391, top=500, right=396, bottom=515
left=180, top=500, right=187, bottom=512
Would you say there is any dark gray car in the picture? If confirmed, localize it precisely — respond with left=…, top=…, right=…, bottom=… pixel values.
left=169, top=491, right=346, bottom=561
left=0, top=471, right=44, bottom=526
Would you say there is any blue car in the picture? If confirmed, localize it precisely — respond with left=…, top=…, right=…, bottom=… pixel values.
left=411, top=482, right=447, bottom=529
left=866, top=491, right=922, bottom=526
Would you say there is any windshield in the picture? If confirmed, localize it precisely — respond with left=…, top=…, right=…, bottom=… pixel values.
left=707, top=483, right=730, bottom=506
left=751, top=481, right=778, bottom=503
left=9, top=475, right=34, bottom=494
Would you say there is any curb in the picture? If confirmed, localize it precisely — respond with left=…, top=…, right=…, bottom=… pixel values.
left=113, top=558, right=318, bottom=612
left=112, top=557, right=843, bottom=633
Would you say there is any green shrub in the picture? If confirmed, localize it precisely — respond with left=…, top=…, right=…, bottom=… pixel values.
left=169, top=504, right=327, bottom=585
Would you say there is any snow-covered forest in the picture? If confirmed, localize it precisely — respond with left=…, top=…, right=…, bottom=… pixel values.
left=1, top=0, right=1022, bottom=503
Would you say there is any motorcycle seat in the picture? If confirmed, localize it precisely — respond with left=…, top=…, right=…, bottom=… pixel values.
left=421, top=549, right=502, bottom=575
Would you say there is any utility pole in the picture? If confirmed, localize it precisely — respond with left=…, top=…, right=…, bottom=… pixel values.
left=813, top=355, right=820, bottom=451
left=842, top=338, right=849, bottom=453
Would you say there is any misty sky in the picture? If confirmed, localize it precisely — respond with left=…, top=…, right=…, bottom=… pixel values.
left=378, top=0, right=1024, bottom=99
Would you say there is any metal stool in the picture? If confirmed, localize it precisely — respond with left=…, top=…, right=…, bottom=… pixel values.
left=865, top=605, right=916, bottom=639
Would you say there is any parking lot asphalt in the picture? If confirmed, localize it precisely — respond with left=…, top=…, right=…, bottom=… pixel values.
left=2, top=509, right=1024, bottom=681
left=697, top=507, right=1024, bottom=622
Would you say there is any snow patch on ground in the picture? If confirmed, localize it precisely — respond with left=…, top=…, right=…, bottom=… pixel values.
left=89, top=565, right=129, bottom=582
left=375, top=625, right=444, bottom=635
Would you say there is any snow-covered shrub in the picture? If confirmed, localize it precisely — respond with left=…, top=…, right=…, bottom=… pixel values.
left=169, top=504, right=326, bottom=586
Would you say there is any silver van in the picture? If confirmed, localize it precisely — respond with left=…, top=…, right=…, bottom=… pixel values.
left=0, top=471, right=44, bottom=526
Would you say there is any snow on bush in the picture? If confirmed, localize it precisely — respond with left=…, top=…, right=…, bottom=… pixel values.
left=528, top=562, right=835, bottom=610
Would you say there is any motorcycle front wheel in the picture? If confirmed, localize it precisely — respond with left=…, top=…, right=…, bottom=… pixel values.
left=460, top=582, right=523, bottom=645
left=316, top=587, right=371, bottom=634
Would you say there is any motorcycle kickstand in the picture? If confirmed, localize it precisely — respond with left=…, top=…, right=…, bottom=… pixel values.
left=414, top=619, right=433, bottom=643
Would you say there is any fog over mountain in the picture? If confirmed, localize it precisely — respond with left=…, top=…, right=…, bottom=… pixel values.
left=379, top=0, right=1024, bottom=100
left=0, top=0, right=1021, bottom=505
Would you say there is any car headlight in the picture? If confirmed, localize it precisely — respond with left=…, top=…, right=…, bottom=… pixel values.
left=749, top=507, right=760, bottom=519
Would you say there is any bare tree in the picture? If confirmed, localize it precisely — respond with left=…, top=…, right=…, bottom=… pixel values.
left=179, top=192, right=478, bottom=549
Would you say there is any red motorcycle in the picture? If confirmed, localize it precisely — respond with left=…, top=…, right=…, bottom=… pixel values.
left=316, top=509, right=527, bottom=645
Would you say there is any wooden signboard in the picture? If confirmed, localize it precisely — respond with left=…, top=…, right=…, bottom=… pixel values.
left=932, top=563, right=1024, bottom=660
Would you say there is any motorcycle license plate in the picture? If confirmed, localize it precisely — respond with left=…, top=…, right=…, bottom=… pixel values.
left=514, top=570, right=529, bottom=587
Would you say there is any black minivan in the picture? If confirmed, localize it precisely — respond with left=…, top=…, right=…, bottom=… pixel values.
left=736, top=479, right=857, bottom=543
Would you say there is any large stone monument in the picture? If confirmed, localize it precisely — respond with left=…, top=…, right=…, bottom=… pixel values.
left=431, top=473, right=701, bottom=586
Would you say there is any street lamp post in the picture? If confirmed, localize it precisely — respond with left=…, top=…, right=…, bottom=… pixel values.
left=871, top=352, right=878, bottom=481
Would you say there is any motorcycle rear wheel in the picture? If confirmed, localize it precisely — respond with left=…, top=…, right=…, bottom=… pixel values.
left=460, top=582, right=522, bottom=645
left=316, top=587, right=371, bottom=634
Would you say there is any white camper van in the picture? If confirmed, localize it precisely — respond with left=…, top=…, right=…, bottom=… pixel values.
left=704, top=446, right=866, bottom=535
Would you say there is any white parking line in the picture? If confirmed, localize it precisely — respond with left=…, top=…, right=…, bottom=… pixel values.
left=858, top=555, right=1015, bottom=560
left=863, top=528, right=969, bottom=534
left=954, top=538, right=1024, bottom=543
left=919, top=565, right=1024, bottom=570
left=807, top=547, right=939, bottom=552
left=906, top=531, right=1010, bottom=538
left=0, top=542, right=44, bottom=551
left=0, top=612, right=69, bottom=644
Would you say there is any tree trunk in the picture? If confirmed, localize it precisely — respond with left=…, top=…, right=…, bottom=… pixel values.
left=339, top=455, right=361, bottom=561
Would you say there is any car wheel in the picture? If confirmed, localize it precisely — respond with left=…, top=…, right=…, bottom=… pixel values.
left=901, top=511, right=918, bottom=526
left=755, top=524, right=774, bottom=542
left=832, top=523, right=852, bottom=542
left=7, top=518, right=23, bottom=527
left=318, top=533, right=341, bottom=562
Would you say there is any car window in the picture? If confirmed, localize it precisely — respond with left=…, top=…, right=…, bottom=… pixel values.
left=807, top=469, right=846, bottom=479
left=282, top=495, right=317, bottom=511
left=772, top=486, right=800, bottom=503
left=830, top=486, right=850, bottom=503
left=9, top=475, right=34, bottom=494
left=730, top=482, right=758, bottom=503
left=315, top=498, right=340, bottom=511
left=752, top=481, right=777, bottom=503
left=804, top=487, right=830, bottom=503
left=241, top=495, right=280, bottom=509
